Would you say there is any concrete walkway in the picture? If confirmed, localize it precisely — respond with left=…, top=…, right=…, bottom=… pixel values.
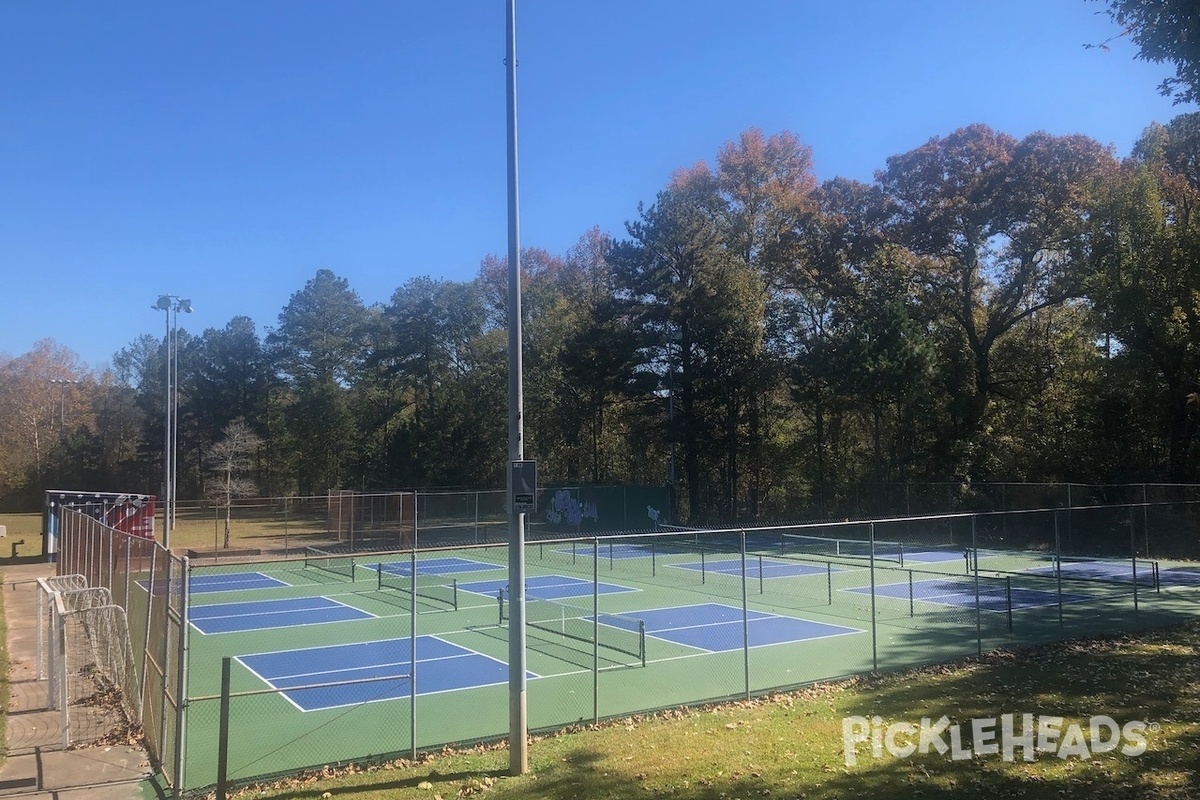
left=1, top=562, right=162, bottom=800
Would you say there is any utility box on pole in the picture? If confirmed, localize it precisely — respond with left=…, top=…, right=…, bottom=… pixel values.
left=511, top=460, right=537, bottom=514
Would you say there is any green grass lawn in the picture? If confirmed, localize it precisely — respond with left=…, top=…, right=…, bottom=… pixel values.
left=165, top=508, right=330, bottom=553
left=0, top=513, right=43, bottom=560
left=237, top=623, right=1200, bottom=800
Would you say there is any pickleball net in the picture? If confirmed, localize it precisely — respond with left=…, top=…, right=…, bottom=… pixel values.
left=499, top=590, right=646, bottom=667
left=780, top=532, right=904, bottom=564
left=303, top=546, right=357, bottom=582
left=375, top=564, right=459, bottom=610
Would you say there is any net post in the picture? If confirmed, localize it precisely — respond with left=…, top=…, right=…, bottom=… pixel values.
left=1005, top=576, right=1013, bottom=633
left=651, top=542, right=656, bottom=577
left=826, top=562, right=832, bottom=605
left=609, top=539, right=614, bottom=569
left=638, top=621, right=646, bottom=668
left=498, top=590, right=504, bottom=625
left=1154, top=561, right=1160, bottom=593
left=451, top=578, right=459, bottom=611
left=701, top=550, right=706, bottom=584
left=216, top=656, right=232, bottom=800
left=377, top=563, right=384, bottom=592
left=758, top=554, right=764, bottom=595
left=898, top=540, right=904, bottom=568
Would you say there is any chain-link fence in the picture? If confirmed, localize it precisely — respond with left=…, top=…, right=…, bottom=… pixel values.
left=162, top=486, right=673, bottom=556
left=50, top=492, right=1200, bottom=798
left=147, top=482, right=1200, bottom=558
left=54, top=507, right=187, bottom=791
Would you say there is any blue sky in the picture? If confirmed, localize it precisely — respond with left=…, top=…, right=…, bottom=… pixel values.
left=0, top=1, right=1190, bottom=371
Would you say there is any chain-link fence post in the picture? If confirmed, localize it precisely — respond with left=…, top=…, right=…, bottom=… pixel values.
left=869, top=522, right=877, bottom=671
left=741, top=530, right=750, bottom=700
left=216, top=657, right=232, bottom=800
left=973, top=516, right=981, bottom=657
left=593, top=536, right=599, bottom=724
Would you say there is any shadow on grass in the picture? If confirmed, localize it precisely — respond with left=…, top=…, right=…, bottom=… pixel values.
left=254, top=765, right=512, bottom=800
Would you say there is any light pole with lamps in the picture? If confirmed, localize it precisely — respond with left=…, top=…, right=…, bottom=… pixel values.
left=153, top=295, right=193, bottom=548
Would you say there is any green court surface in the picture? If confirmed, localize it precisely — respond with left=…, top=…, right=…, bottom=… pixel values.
left=172, top=535, right=1200, bottom=791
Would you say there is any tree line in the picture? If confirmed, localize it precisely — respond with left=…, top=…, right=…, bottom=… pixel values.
left=3, top=114, right=1200, bottom=523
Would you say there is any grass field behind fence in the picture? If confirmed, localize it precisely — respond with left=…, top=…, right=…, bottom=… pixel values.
left=170, top=531, right=1200, bottom=793
left=0, top=513, right=44, bottom=560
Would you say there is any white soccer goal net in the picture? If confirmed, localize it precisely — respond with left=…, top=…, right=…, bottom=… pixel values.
left=36, top=576, right=141, bottom=747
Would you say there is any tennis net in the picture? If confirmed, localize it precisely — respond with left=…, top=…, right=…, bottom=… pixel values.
left=376, top=565, right=459, bottom=610
left=499, top=591, right=646, bottom=667
left=780, top=532, right=904, bottom=564
left=303, top=546, right=357, bottom=582
left=1034, top=555, right=1160, bottom=589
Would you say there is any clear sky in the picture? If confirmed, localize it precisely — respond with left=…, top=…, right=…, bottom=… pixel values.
left=0, top=1, right=1190, bottom=371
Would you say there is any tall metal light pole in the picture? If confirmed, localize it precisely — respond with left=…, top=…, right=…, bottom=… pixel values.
left=666, top=328, right=680, bottom=523
left=504, top=0, right=529, bottom=776
left=49, top=378, right=81, bottom=442
left=153, top=295, right=193, bottom=548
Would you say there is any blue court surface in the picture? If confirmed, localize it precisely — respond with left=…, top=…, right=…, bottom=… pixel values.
left=190, top=596, right=374, bottom=634
left=190, top=571, right=289, bottom=593
left=459, top=574, right=637, bottom=600
left=604, top=603, right=860, bottom=652
left=137, top=571, right=290, bottom=595
left=1024, top=561, right=1157, bottom=585
left=366, top=557, right=504, bottom=577
left=554, top=542, right=657, bottom=560
left=237, top=636, right=530, bottom=711
left=1159, top=566, right=1200, bottom=587
left=669, top=557, right=836, bottom=580
left=847, top=578, right=1091, bottom=611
